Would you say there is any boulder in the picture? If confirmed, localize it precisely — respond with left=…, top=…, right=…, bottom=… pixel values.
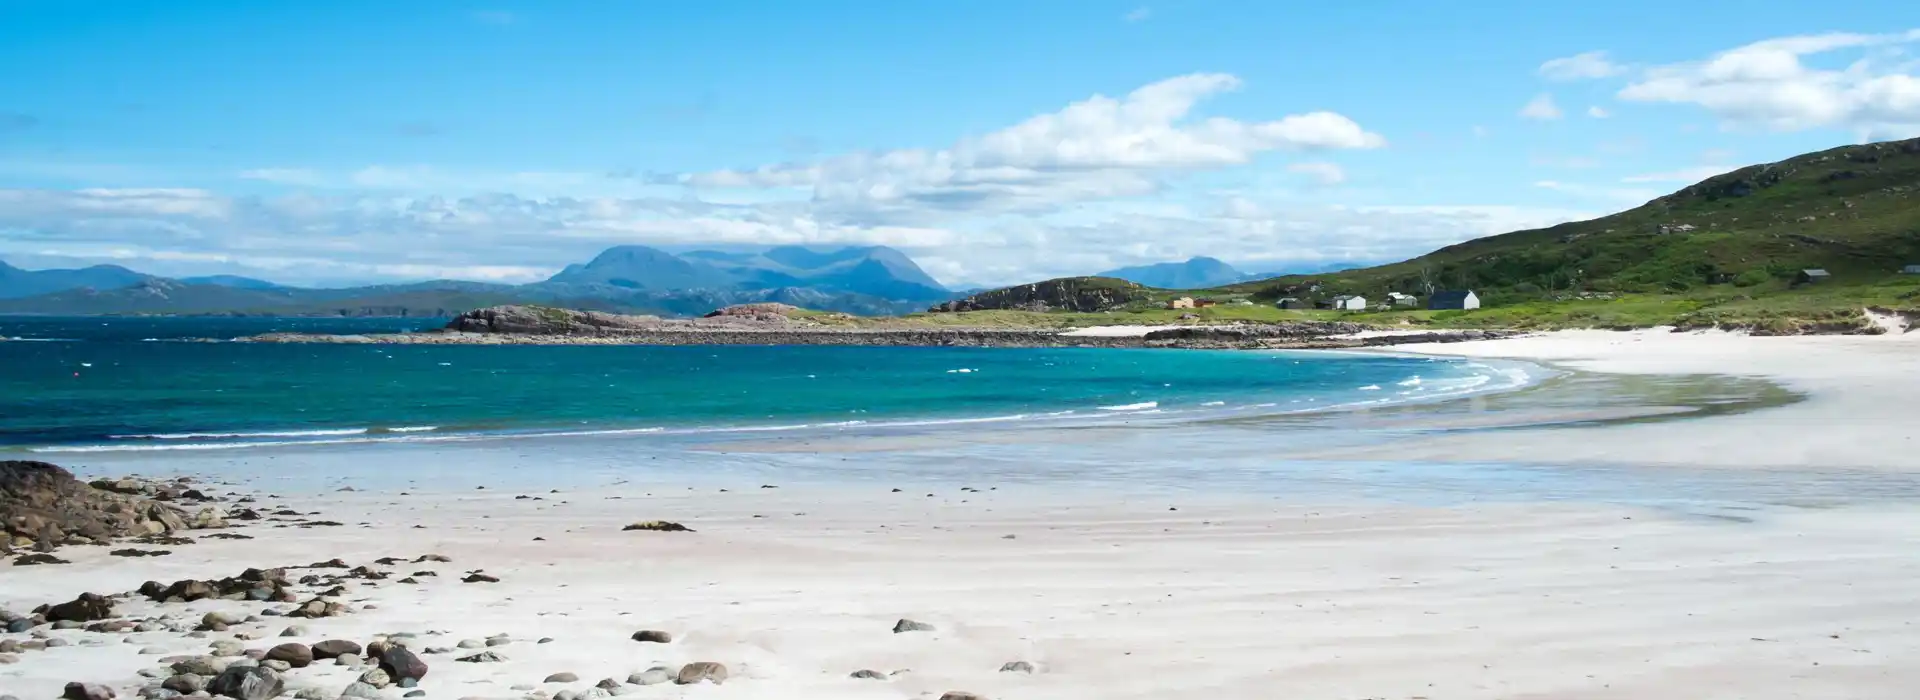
left=357, top=668, right=392, bottom=689
left=627, top=668, right=672, bottom=686
left=266, top=643, right=313, bottom=668
left=44, top=593, right=114, bottom=622
left=338, top=682, right=383, bottom=700
left=311, top=640, right=361, bottom=660
left=207, top=665, right=284, bottom=700
left=63, top=683, right=116, bottom=700
left=2, top=462, right=197, bottom=553
left=161, top=674, right=208, bottom=694
left=673, top=662, right=727, bottom=686
left=629, top=630, right=671, bottom=644
left=378, top=645, right=428, bottom=683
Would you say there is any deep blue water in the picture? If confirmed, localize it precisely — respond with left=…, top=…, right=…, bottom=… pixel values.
left=0, top=316, right=1531, bottom=452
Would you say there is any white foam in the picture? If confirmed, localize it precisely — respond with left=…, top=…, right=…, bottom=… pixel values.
left=112, top=428, right=370, bottom=440
left=1097, top=401, right=1159, bottom=412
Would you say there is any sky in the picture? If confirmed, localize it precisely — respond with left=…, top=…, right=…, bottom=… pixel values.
left=2, top=1, right=1917, bottom=289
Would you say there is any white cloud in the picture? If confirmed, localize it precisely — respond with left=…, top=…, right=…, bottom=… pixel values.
left=673, top=74, right=1384, bottom=225
left=1124, top=6, right=1151, bottom=22
left=1617, top=29, right=1920, bottom=135
left=1287, top=162, right=1347, bottom=185
left=1620, top=165, right=1740, bottom=183
left=1539, top=51, right=1627, bottom=81
left=1519, top=93, right=1563, bottom=120
left=1587, top=106, right=1610, bottom=118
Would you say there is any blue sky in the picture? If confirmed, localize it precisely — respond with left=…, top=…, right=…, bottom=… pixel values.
left=2, top=1, right=1916, bottom=287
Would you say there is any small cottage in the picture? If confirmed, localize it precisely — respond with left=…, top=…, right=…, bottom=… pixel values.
left=1325, top=295, right=1367, bottom=312
left=1167, top=297, right=1195, bottom=309
left=1428, top=290, right=1480, bottom=310
left=1275, top=297, right=1306, bottom=310
left=1386, top=292, right=1418, bottom=307
left=1795, top=269, right=1831, bottom=285
left=1902, top=264, right=1920, bottom=275
left=1193, top=298, right=1218, bottom=308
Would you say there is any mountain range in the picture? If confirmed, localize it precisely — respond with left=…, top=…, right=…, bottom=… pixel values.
left=0, top=245, right=956, bottom=317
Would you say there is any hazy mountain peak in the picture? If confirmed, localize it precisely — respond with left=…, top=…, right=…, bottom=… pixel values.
left=1098, top=256, right=1245, bottom=289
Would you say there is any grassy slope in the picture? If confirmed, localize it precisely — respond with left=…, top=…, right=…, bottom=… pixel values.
left=1199, top=137, right=1920, bottom=329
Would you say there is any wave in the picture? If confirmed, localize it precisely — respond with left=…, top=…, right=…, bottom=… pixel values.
left=111, top=428, right=371, bottom=440
left=1097, top=401, right=1158, bottom=412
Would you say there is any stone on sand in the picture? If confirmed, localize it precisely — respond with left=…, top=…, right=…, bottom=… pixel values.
left=628, top=630, right=671, bottom=643
left=999, top=661, right=1035, bottom=673
left=543, top=672, right=579, bottom=683
left=673, top=662, right=727, bottom=685
left=267, top=642, right=314, bottom=668
left=311, top=639, right=361, bottom=660
left=62, top=683, right=115, bottom=700
left=627, top=668, right=672, bottom=686
left=207, top=664, right=285, bottom=700
left=892, top=618, right=935, bottom=633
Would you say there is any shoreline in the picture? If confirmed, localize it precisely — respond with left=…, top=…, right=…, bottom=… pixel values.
left=234, top=326, right=1517, bottom=350
left=7, top=328, right=1920, bottom=700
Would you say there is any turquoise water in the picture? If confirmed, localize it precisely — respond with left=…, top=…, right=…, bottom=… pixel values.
left=0, top=317, right=1533, bottom=452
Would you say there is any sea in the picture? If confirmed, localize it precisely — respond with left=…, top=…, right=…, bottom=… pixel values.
left=0, top=316, right=1537, bottom=454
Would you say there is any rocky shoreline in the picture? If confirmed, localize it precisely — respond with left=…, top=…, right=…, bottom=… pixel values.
left=230, top=304, right=1519, bottom=349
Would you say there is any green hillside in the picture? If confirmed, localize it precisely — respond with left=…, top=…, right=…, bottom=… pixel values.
left=1216, top=137, right=1920, bottom=325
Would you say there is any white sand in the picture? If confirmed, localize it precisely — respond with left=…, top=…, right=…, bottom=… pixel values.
left=7, top=329, right=1920, bottom=699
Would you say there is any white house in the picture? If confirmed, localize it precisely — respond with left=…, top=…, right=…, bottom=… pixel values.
left=1903, top=264, right=1920, bottom=275
left=1386, top=292, right=1418, bottom=307
left=1328, top=295, right=1367, bottom=311
left=1427, top=290, right=1480, bottom=310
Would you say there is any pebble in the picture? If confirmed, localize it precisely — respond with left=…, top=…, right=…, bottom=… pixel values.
left=544, top=672, right=580, bottom=683
left=629, top=630, right=671, bottom=644
left=999, top=661, right=1035, bottom=673
left=63, top=683, right=116, bottom=700
left=457, top=651, right=507, bottom=663
left=850, top=669, right=887, bottom=680
left=358, top=668, right=392, bottom=689
left=280, top=625, right=308, bottom=637
left=892, top=619, right=935, bottom=633
left=456, top=639, right=485, bottom=649
left=939, top=694, right=987, bottom=700
left=338, top=682, right=383, bottom=700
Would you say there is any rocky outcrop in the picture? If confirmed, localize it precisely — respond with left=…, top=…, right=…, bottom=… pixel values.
left=929, top=277, right=1150, bottom=313
left=702, top=303, right=810, bottom=322
left=444, top=306, right=663, bottom=335
left=2, top=462, right=209, bottom=555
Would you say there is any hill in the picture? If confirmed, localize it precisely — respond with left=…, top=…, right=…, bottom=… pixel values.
left=1221, top=137, right=1920, bottom=307
left=0, top=261, right=152, bottom=299
left=540, top=244, right=948, bottom=301
left=1099, top=257, right=1245, bottom=289
left=930, top=277, right=1152, bottom=313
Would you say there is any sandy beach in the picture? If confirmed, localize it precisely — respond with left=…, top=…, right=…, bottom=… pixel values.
left=7, top=329, right=1920, bottom=700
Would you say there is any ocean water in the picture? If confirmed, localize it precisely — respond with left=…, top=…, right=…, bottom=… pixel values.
left=0, top=316, right=1537, bottom=453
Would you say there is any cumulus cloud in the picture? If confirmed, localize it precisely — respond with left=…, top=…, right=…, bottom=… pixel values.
left=1539, top=51, right=1627, bottom=81
left=1617, top=29, right=1920, bottom=136
left=1519, top=93, right=1563, bottom=120
left=669, top=74, right=1385, bottom=225
left=1587, top=106, right=1610, bottom=118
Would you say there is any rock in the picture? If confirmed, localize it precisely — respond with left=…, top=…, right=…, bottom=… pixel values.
left=456, top=651, right=506, bottom=663
left=537, top=637, right=554, bottom=644
left=338, top=682, right=383, bottom=700
left=455, top=639, right=484, bottom=649
left=162, top=674, right=209, bottom=693
left=484, top=637, right=510, bottom=647
left=358, top=668, right=392, bottom=689
left=892, top=619, right=935, bottom=633
left=170, top=656, right=228, bottom=676
left=850, top=669, right=887, bottom=680
left=14, top=553, right=71, bottom=565
left=267, top=642, right=313, bottom=668
left=460, top=573, right=498, bottom=584
left=379, top=645, right=428, bottom=683
left=311, top=640, right=362, bottom=660
left=46, top=593, right=115, bottom=622
left=998, top=661, right=1035, bottom=673
left=620, top=521, right=691, bottom=532
left=202, top=611, right=246, bottom=629
left=280, top=625, right=308, bottom=637
left=413, top=554, right=451, bottom=563
left=673, top=662, right=727, bottom=686
left=543, top=672, right=579, bottom=683
left=2, top=461, right=196, bottom=555
left=938, top=694, right=986, bottom=700
left=210, top=640, right=245, bottom=657
left=0, top=653, right=15, bottom=665
left=63, top=683, right=116, bottom=700
left=261, top=659, right=293, bottom=672
left=292, top=689, right=328, bottom=700
left=336, top=654, right=365, bottom=668
left=594, top=679, right=620, bottom=690
left=136, top=689, right=179, bottom=700
left=208, top=664, right=285, bottom=700
left=404, top=692, right=424, bottom=698
left=627, top=669, right=671, bottom=686
left=628, top=630, right=671, bottom=644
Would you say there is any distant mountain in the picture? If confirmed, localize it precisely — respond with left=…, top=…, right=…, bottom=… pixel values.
left=1098, top=257, right=1244, bottom=289
left=179, top=275, right=284, bottom=290
left=0, top=245, right=953, bottom=317
left=0, top=261, right=153, bottom=299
